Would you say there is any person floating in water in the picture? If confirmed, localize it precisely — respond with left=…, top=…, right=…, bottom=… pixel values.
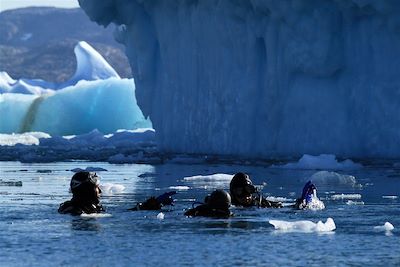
left=128, top=191, right=177, bottom=211
left=184, top=189, right=232, bottom=218
left=58, top=171, right=104, bottom=215
left=294, top=180, right=325, bottom=210
left=230, top=172, right=282, bottom=208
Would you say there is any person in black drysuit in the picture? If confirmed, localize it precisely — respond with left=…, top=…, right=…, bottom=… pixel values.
left=58, top=171, right=104, bottom=215
left=229, top=172, right=282, bottom=208
left=128, top=191, right=177, bottom=211
left=184, top=189, right=232, bottom=218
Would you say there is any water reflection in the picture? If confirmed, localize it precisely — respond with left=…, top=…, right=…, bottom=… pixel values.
left=70, top=217, right=101, bottom=232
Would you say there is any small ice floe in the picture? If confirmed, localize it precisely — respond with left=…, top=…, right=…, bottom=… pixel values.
left=157, top=212, right=165, bottom=220
left=168, top=185, right=190, bottom=191
left=183, top=173, right=233, bottom=187
left=100, top=183, right=125, bottom=194
left=71, top=167, right=108, bottom=173
left=271, top=154, right=362, bottom=170
left=269, top=218, right=336, bottom=232
left=265, top=196, right=292, bottom=202
left=183, top=173, right=233, bottom=182
left=0, top=180, right=23, bottom=187
left=374, top=222, right=394, bottom=232
left=382, top=196, right=398, bottom=199
left=309, top=171, right=359, bottom=187
left=331, top=194, right=362, bottom=200
left=346, top=200, right=364, bottom=205
left=80, top=213, right=112, bottom=218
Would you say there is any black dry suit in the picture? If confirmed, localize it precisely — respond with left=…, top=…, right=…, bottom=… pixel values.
left=128, top=191, right=177, bottom=211
left=184, top=189, right=232, bottom=218
left=230, top=172, right=282, bottom=208
left=58, top=171, right=104, bottom=216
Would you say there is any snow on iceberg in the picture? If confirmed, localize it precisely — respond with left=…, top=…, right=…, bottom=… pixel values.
left=269, top=218, right=336, bottom=233
left=272, top=154, right=362, bottom=170
left=80, top=0, right=400, bottom=159
left=0, top=41, right=151, bottom=136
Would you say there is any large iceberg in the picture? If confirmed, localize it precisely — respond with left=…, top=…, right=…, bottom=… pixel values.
left=79, top=0, right=400, bottom=159
left=0, top=41, right=151, bottom=135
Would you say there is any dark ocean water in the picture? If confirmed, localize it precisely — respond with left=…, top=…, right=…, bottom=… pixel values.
left=0, top=161, right=399, bottom=266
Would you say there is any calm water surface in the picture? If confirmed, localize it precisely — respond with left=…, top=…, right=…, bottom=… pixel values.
left=0, top=161, right=399, bottom=266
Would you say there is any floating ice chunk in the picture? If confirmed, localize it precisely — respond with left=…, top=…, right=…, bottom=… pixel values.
left=269, top=218, right=336, bottom=232
left=382, top=196, right=398, bottom=199
left=183, top=174, right=233, bottom=181
left=309, top=171, right=358, bottom=186
left=331, top=194, right=362, bottom=200
left=100, top=183, right=125, bottom=194
left=374, top=222, right=394, bottom=232
left=183, top=173, right=233, bottom=187
left=0, top=132, right=51, bottom=146
left=346, top=200, right=364, bottom=205
left=272, top=154, right=362, bottom=170
left=168, top=186, right=190, bottom=191
left=157, top=212, right=165, bottom=220
left=80, top=213, right=112, bottom=218
left=265, top=196, right=292, bottom=202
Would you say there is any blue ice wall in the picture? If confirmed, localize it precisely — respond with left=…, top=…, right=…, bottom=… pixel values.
left=79, top=0, right=400, bottom=158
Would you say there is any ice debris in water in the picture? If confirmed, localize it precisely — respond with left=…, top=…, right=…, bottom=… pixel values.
left=382, top=196, right=398, bottom=199
left=80, top=213, right=112, bottom=218
left=0, top=180, right=23, bottom=186
left=374, top=222, right=394, bottom=232
left=271, top=154, right=362, bottom=170
left=183, top=173, right=233, bottom=181
left=346, top=200, right=364, bottom=205
left=309, top=171, right=358, bottom=187
left=269, top=218, right=336, bottom=232
left=157, top=212, right=165, bottom=220
left=99, top=183, right=125, bottom=195
left=331, top=194, right=362, bottom=200
left=168, top=186, right=190, bottom=191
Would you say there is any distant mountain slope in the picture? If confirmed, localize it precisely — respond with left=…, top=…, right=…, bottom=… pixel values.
left=0, top=7, right=131, bottom=82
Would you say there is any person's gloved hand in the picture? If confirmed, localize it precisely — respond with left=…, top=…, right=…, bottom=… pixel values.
left=156, top=191, right=177, bottom=206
